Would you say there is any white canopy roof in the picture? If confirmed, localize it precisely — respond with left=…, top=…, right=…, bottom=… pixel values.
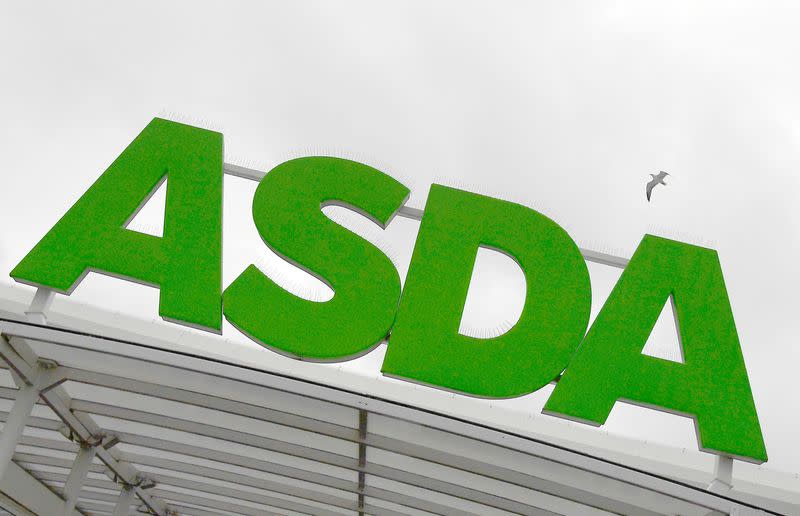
left=0, top=285, right=795, bottom=515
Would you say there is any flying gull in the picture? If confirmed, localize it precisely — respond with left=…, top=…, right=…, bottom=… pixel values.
left=646, top=171, right=669, bottom=202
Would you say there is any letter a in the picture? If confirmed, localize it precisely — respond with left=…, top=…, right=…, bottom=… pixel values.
left=544, top=235, right=767, bottom=462
left=11, top=118, right=224, bottom=332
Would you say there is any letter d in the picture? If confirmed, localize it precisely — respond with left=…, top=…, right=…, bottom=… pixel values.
left=382, top=185, right=591, bottom=398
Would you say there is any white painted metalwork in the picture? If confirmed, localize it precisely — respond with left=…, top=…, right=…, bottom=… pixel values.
left=0, top=325, right=167, bottom=515
left=59, top=442, right=98, bottom=515
left=0, top=317, right=781, bottom=515
left=0, top=364, right=42, bottom=480
left=111, top=485, right=135, bottom=516
left=709, top=456, right=735, bottom=495
left=23, top=289, right=53, bottom=326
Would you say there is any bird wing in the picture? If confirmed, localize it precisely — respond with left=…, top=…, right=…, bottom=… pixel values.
left=646, top=179, right=656, bottom=201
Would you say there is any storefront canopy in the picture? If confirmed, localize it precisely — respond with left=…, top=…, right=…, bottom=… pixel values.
left=0, top=317, right=778, bottom=515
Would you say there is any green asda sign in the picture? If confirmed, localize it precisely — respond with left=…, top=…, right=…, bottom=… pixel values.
left=11, top=118, right=767, bottom=463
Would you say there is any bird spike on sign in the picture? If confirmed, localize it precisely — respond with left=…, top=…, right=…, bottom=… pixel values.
left=10, top=118, right=767, bottom=463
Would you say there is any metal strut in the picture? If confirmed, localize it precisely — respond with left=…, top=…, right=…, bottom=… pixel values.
left=358, top=409, right=368, bottom=516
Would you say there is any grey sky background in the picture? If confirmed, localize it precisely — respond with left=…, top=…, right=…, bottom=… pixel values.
left=2, top=1, right=799, bottom=474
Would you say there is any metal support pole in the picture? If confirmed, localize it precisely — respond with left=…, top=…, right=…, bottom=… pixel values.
left=222, top=162, right=632, bottom=269
left=60, top=443, right=98, bottom=515
left=112, top=484, right=136, bottom=516
left=0, top=375, right=40, bottom=480
left=707, top=455, right=734, bottom=494
left=25, top=288, right=54, bottom=325
left=357, top=409, right=367, bottom=516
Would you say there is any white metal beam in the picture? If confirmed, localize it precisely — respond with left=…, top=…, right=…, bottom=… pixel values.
left=144, top=471, right=354, bottom=516
left=36, top=470, right=347, bottom=516
left=60, top=443, right=98, bottom=515
left=0, top=335, right=169, bottom=515
left=221, top=162, right=630, bottom=268
left=110, top=485, right=134, bottom=516
left=147, top=488, right=286, bottom=516
left=0, top=365, right=44, bottom=480
left=0, top=459, right=73, bottom=516
left=11, top=425, right=527, bottom=516
left=16, top=449, right=362, bottom=514
left=70, top=400, right=563, bottom=515
left=0, top=320, right=774, bottom=516
left=54, top=368, right=652, bottom=514
left=708, top=456, right=734, bottom=495
left=13, top=432, right=432, bottom=516
left=24, top=289, right=54, bottom=325
left=14, top=451, right=104, bottom=475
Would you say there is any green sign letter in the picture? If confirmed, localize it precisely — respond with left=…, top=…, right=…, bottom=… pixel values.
left=11, top=118, right=224, bottom=331
left=543, top=235, right=767, bottom=462
left=382, top=185, right=592, bottom=397
left=223, top=157, right=409, bottom=361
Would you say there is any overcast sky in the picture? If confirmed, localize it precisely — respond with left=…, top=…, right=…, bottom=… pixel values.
left=2, top=1, right=799, bottom=475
